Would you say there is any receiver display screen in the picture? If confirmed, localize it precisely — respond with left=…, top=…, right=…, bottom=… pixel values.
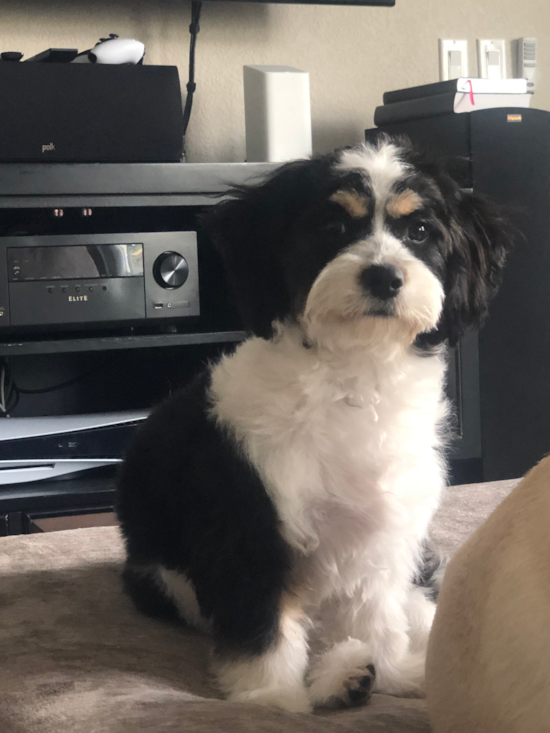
left=8, top=244, right=144, bottom=282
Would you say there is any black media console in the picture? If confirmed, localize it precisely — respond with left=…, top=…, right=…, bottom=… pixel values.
left=0, top=162, right=274, bottom=535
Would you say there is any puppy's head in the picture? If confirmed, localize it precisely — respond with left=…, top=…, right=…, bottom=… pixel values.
left=206, top=139, right=513, bottom=349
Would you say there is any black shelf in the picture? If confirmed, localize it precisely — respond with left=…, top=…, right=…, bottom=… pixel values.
left=0, top=161, right=273, bottom=195
left=0, top=161, right=277, bottom=205
left=0, top=469, right=117, bottom=513
left=0, top=162, right=279, bottom=208
left=0, top=162, right=257, bottom=532
left=0, top=329, right=246, bottom=356
left=1, top=194, right=222, bottom=209
left=0, top=468, right=118, bottom=534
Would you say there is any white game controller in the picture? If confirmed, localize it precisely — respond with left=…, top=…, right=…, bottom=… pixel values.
left=73, top=35, right=145, bottom=65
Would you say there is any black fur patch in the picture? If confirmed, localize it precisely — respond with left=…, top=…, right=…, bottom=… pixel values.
left=117, top=371, right=294, bottom=657
left=122, top=563, right=181, bottom=624
left=399, top=139, right=516, bottom=347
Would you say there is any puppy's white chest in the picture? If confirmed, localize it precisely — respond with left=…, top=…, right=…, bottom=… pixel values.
left=210, top=330, right=447, bottom=556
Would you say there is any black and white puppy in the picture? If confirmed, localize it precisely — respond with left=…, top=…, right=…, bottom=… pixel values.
left=117, top=139, right=512, bottom=713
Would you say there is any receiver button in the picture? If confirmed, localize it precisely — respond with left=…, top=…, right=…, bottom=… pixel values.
left=153, top=252, right=189, bottom=290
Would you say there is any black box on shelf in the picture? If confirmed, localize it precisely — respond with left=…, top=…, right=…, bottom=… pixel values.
left=0, top=62, right=184, bottom=163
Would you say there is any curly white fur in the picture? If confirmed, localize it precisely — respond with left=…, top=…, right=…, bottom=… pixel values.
left=208, top=320, right=447, bottom=704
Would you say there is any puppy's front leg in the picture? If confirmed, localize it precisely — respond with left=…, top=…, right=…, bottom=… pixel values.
left=213, top=596, right=311, bottom=713
left=311, top=584, right=426, bottom=703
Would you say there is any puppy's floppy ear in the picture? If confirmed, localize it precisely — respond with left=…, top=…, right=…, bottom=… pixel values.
left=436, top=190, right=515, bottom=347
left=202, top=158, right=331, bottom=339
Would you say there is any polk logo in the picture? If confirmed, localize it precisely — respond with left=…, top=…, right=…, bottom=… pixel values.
left=69, top=295, right=88, bottom=302
left=42, top=143, right=56, bottom=153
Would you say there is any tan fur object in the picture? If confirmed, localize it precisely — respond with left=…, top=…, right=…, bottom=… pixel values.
left=426, top=455, right=550, bottom=733
left=386, top=190, right=423, bottom=219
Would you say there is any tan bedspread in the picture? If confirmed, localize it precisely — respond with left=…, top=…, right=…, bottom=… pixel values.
left=0, top=479, right=518, bottom=733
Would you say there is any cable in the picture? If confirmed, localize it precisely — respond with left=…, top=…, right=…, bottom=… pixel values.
left=5, top=386, right=19, bottom=415
left=0, top=363, right=6, bottom=413
left=0, top=359, right=18, bottom=417
left=15, top=359, right=112, bottom=395
left=182, top=1, right=203, bottom=161
left=0, top=356, right=112, bottom=416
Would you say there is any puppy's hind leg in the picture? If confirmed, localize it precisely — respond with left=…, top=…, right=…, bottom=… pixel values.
left=122, top=562, right=181, bottom=623
left=213, top=593, right=311, bottom=713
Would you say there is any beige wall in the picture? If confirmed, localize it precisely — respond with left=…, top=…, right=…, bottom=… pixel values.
left=3, top=0, right=550, bottom=162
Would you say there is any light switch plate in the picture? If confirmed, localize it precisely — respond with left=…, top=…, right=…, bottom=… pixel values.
left=439, top=40, right=468, bottom=81
left=477, top=39, right=507, bottom=79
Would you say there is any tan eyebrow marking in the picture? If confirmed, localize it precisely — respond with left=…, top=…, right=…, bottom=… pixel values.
left=330, top=189, right=370, bottom=218
left=386, top=189, right=423, bottom=218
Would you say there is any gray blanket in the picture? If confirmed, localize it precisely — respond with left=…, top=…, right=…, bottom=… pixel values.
left=0, top=479, right=517, bottom=733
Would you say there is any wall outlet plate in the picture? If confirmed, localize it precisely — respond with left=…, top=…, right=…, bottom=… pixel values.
left=514, top=37, right=537, bottom=93
left=477, top=39, right=507, bottom=79
left=439, top=40, right=468, bottom=81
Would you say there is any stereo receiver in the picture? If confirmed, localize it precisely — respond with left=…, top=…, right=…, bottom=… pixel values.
left=0, top=231, right=199, bottom=332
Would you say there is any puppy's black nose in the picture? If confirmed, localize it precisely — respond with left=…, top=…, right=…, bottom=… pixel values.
left=360, top=264, right=404, bottom=301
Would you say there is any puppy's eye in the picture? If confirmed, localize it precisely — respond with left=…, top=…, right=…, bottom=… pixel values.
left=408, top=223, right=428, bottom=243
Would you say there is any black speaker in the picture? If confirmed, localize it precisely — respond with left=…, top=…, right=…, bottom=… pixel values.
left=0, top=62, right=183, bottom=163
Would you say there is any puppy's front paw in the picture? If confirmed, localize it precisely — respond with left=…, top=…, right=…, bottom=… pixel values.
left=341, top=664, right=376, bottom=707
left=308, top=638, right=376, bottom=709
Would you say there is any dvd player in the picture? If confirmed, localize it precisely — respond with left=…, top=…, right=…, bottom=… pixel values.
left=0, top=411, right=148, bottom=485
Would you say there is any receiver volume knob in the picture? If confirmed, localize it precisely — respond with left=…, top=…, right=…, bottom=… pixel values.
left=153, top=252, right=189, bottom=289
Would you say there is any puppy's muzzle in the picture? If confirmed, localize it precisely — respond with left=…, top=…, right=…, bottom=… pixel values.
left=360, top=264, right=404, bottom=301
